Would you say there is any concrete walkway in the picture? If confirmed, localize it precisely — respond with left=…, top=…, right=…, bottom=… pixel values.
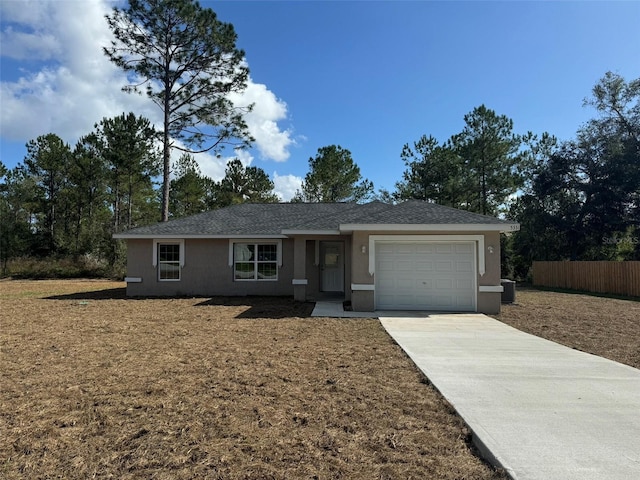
left=310, top=299, right=435, bottom=318
left=380, top=314, right=640, bottom=480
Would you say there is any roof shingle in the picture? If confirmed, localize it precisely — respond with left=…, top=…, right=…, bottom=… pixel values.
left=116, top=201, right=516, bottom=237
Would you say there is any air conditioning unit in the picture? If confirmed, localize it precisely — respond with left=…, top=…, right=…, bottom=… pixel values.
left=501, top=279, right=516, bottom=303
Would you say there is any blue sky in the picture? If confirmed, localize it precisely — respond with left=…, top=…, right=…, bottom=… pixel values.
left=1, top=1, right=639, bottom=200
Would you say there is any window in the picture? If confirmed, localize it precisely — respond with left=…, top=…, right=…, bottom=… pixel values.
left=234, top=243, right=278, bottom=281
left=158, top=243, right=181, bottom=281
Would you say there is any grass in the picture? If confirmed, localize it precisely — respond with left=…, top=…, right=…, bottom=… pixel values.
left=5, top=281, right=636, bottom=478
left=491, top=287, right=640, bottom=369
left=0, top=280, right=505, bottom=480
left=528, top=284, right=640, bottom=303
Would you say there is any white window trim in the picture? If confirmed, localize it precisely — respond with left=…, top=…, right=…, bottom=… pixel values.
left=351, top=283, right=375, bottom=291
left=228, top=239, right=282, bottom=282
left=479, top=285, right=504, bottom=293
left=227, top=239, right=282, bottom=267
left=368, top=235, right=486, bottom=276
left=153, top=239, right=185, bottom=282
left=152, top=239, right=185, bottom=267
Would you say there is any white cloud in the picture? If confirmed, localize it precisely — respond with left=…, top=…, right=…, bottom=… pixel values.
left=233, top=149, right=255, bottom=167
left=192, top=152, right=228, bottom=182
left=0, top=0, right=156, bottom=142
left=273, top=171, right=303, bottom=201
left=0, top=0, right=294, bottom=165
left=229, top=80, right=294, bottom=162
left=0, top=26, right=61, bottom=60
left=0, top=0, right=55, bottom=28
left=196, top=148, right=255, bottom=181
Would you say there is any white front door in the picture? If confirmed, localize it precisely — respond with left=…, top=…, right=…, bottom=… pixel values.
left=321, top=242, right=344, bottom=292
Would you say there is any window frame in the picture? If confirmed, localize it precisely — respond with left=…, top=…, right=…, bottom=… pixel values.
left=153, top=239, right=185, bottom=282
left=230, top=240, right=282, bottom=282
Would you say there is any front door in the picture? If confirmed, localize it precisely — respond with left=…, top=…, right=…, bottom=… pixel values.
left=320, top=241, right=344, bottom=292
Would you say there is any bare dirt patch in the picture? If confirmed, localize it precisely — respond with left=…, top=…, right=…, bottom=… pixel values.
left=0, top=280, right=505, bottom=479
left=492, top=288, right=640, bottom=369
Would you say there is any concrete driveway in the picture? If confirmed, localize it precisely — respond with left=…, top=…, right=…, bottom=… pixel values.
left=380, top=314, right=640, bottom=480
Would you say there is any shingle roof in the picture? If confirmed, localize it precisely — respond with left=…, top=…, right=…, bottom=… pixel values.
left=343, top=200, right=511, bottom=225
left=114, top=200, right=517, bottom=238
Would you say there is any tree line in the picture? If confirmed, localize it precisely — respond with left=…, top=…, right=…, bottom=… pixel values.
left=1, top=0, right=638, bottom=279
left=0, top=113, right=279, bottom=275
left=508, top=72, right=640, bottom=277
left=390, top=72, right=639, bottom=277
left=1, top=71, right=637, bottom=279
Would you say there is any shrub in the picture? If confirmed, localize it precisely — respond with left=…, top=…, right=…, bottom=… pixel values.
left=3, top=255, right=118, bottom=279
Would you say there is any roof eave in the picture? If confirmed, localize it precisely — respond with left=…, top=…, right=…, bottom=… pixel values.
left=113, top=233, right=288, bottom=240
left=113, top=223, right=521, bottom=239
left=339, top=223, right=520, bottom=233
left=280, top=229, right=342, bottom=236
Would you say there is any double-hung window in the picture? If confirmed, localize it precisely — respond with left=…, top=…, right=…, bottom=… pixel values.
left=158, top=243, right=181, bottom=281
left=234, top=243, right=278, bottom=281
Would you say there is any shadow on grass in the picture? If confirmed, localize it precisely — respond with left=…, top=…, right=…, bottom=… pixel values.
left=45, top=288, right=128, bottom=301
left=44, top=291, right=316, bottom=318
left=194, top=296, right=315, bottom=319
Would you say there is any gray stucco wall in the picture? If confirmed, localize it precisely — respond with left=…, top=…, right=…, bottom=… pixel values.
left=350, top=231, right=374, bottom=311
left=125, top=238, right=295, bottom=297
left=123, top=231, right=504, bottom=314
left=477, top=231, right=502, bottom=314
left=304, top=240, right=319, bottom=298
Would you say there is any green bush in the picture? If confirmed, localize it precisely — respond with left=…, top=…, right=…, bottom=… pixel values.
left=3, top=255, right=122, bottom=280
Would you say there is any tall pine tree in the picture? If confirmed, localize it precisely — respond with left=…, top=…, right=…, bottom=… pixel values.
left=104, top=0, right=253, bottom=221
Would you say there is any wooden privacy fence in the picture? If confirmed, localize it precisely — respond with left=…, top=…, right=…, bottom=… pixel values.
left=532, top=261, right=640, bottom=297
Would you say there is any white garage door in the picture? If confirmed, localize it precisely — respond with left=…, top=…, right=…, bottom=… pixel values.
left=375, top=242, right=476, bottom=311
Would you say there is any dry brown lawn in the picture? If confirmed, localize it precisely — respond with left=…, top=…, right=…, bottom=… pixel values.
left=491, top=287, right=640, bottom=369
left=0, top=279, right=505, bottom=480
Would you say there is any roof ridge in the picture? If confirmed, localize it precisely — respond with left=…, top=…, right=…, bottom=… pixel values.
left=397, top=199, right=512, bottom=223
left=285, top=201, right=363, bottom=230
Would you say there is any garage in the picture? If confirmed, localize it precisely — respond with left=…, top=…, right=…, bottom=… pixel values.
left=375, top=241, right=476, bottom=311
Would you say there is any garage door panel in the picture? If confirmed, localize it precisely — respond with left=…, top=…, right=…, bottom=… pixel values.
left=378, top=260, right=395, bottom=272
left=396, top=278, right=415, bottom=290
left=436, top=244, right=453, bottom=254
left=435, top=261, right=453, bottom=272
left=455, top=243, right=473, bottom=254
left=456, top=296, right=474, bottom=308
left=376, top=295, right=395, bottom=308
left=435, top=279, right=453, bottom=289
left=377, top=277, right=396, bottom=289
left=414, top=261, right=433, bottom=271
left=377, top=244, right=395, bottom=254
left=395, top=294, right=415, bottom=304
left=375, top=241, right=476, bottom=312
left=456, top=261, right=473, bottom=273
left=396, top=244, right=415, bottom=254
left=416, top=244, right=435, bottom=254
left=396, top=260, right=415, bottom=271
left=432, top=295, right=455, bottom=307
